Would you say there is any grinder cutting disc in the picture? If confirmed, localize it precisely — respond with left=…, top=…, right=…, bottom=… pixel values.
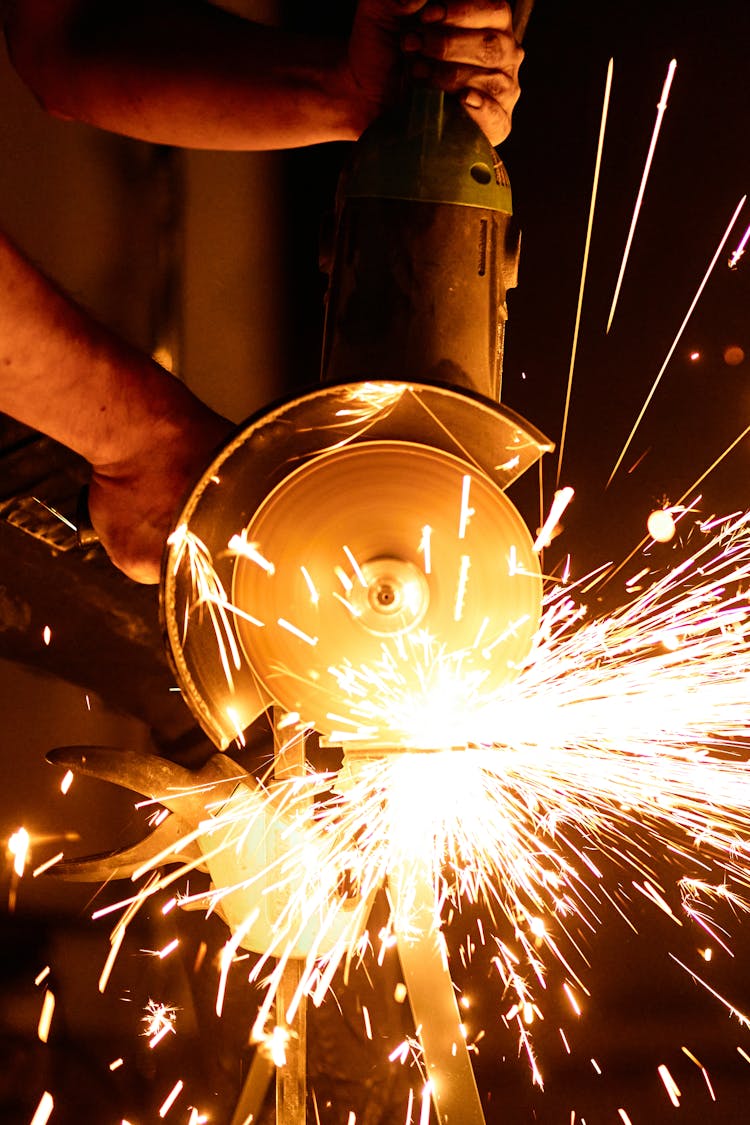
left=231, top=440, right=541, bottom=747
left=162, top=380, right=552, bottom=749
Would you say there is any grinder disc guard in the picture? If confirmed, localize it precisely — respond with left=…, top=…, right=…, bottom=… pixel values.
left=162, top=380, right=552, bottom=749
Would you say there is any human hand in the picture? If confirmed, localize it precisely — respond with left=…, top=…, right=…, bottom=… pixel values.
left=348, top=0, right=523, bottom=146
left=88, top=401, right=231, bottom=585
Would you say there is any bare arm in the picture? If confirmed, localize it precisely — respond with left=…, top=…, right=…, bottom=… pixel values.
left=0, top=230, right=231, bottom=582
left=5, top=0, right=523, bottom=149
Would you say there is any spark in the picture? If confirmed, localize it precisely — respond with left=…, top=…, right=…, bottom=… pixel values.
left=143, top=1000, right=178, bottom=1047
left=8, top=827, right=30, bottom=877
left=419, top=1084, right=432, bottom=1125
left=34, top=967, right=50, bottom=986
left=606, top=60, right=678, bottom=333
left=29, top=1092, right=54, bottom=1125
left=681, top=1046, right=716, bottom=1100
left=647, top=508, right=676, bottom=543
left=32, top=852, right=63, bottom=877
left=454, top=555, right=471, bottom=621
left=334, top=381, right=408, bottom=420
left=343, top=545, right=367, bottom=586
left=60, top=769, right=74, bottom=795
left=301, top=565, right=319, bottom=605
left=419, top=525, right=433, bottom=575
left=556, top=58, right=614, bottom=486
left=109, top=1058, right=124, bottom=1071
left=657, top=1063, right=681, bottom=1106
left=607, top=193, right=747, bottom=485
left=728, top=219, right=750, bottom=268
left=534, top=487, right=575, bottom=552
left=159, top=1079, right=184, bottom=1118
left=228, top=532, right=275, bottom=575
left=277, top=618, right=319, bottom=646
left=254, top=1024, right=291, bottom=1067
left=37, top=990, right=55, bottom=1042
left=31, top=495, right=77, bottom=531
left=458, top=475, right=474, bottom=539
left=669, top=955, right=750, bottom=1028
left=42, top=625, right=51, bottom=646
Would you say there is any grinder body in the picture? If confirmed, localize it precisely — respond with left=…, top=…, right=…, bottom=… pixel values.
left=320, top=89, right=520, bottom=401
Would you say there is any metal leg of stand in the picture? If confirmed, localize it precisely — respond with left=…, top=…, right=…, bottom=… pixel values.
left=274, top=711, right=307, bottom=1125
left=275, top=958, right=307, bottom=1122
left=230, top=1051, right=275, bottom=1125
left=390, top=861, right=486, bottom=1125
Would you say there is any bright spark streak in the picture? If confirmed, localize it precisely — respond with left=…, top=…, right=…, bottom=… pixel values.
left=419, top=526, right=433, bottom=575
left=277, top=618, right=319, bottom=646
left=228, top=533, right=275, bottom=575
left=31, top=495, right=78, bottom=531
left=606, top=60, right=677, bottom=333
left=29, top=1092, right=54, bottom=1125
left=669, top=955, right=750, bottom=1028
left=657, top=1063, right=681, bottom=1106
left=60, top=769, right=74, bottom=794
left=556, top=57, right=614, bottom=487
left=8, top=827, right=30, bottom=877
left=419, top=1084, right=432, bottom=1125
left=454, top=555, right=471, bottom=621
left=37, top=990, right=55, bottom=1042
left=335, top=565, right=354, bottom=594
left=32, top=852, right=63, bottom=877
left=534, top=487, right=575, bottom=552
left=159, top=1079, right=184, bottom=1118
left=607, top=193, right=747, bottom=486
left=458, top=475, right=474, bottom=539
left=728, top=218, right=750, bottom=268
left=300, top=565, right=319, bottom=605
left=343, top=545, right=367, bottom=586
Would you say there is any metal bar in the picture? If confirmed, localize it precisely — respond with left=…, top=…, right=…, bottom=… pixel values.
left=230, top=1051, right=275, bottom=1125
left=390, top=862, right=486, bottom=1125
left=274, top=713, right=308, bottom=1125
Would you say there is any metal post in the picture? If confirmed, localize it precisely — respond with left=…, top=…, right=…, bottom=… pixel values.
left=274, top=712, right=307, bottom=1125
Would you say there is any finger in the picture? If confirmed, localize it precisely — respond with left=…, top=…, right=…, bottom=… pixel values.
left=418, top=0, right=513, bottom=31
left=404, top=26, right=524, bottom=71
left=411, top=60, right=520, bottom=144
left=413, top=59, right=520, bottom=105
left=461, top=90, right=513, bottom=146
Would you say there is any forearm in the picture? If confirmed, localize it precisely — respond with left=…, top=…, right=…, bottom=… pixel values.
left=0, top=230, right=224, bottom=468
left=6, top=0, right=368, bottom=150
